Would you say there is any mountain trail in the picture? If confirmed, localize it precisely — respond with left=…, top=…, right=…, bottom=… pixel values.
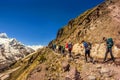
left=52, top=49, right=120, bottom=80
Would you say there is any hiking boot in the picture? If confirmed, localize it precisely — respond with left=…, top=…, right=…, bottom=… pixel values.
left=91, top=60, right=95, bottom=64
left=112, top=58, right=115, bottom=62
left=102, top=61, right=106, bottom=63
left=84, top=60, right=89, bottom=63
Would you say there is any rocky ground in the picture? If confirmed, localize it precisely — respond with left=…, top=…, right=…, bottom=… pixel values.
left=26, top=49, right=120, bottom=80
left=67, top=53, right=120, bottom=80
left=79, top=58, right=120, bottom=80
left=0, top=48, right=120, bottom=80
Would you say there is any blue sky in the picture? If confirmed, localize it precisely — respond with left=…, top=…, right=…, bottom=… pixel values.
left=0, top=0, right=104, bottom=46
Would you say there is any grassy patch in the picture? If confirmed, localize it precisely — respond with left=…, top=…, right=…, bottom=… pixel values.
left=6, top=48, right=50, bottom=80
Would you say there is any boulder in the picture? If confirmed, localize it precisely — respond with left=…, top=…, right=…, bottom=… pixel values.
left=100, top=68, right=110, bottom=74
left=88, top=75, right=96, bottom=80
left=62, top=61, right=70, bottom=72
left=65, top=67, right=81, bottom=80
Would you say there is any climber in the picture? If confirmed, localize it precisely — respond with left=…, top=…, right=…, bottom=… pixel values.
left=58, top=45, right=62, bottom=53
left=68, top=42, right=73, bottom=57
left=82, top=40, right=93, bottom=62
left=103, top=37, right=115, bottom=62
left=61, top=45, right=65, bottom=54
left=52, top=43, right=56, bottom=52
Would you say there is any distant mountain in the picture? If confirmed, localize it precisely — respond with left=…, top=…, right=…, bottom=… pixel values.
left=27, top=45, right=44, bottom=50
left=0, top=33, right=34, bottom=71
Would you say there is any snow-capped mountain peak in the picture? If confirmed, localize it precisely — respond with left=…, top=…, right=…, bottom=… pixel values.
left=0, top=33, right=34, bottom=71
left=0, top=33, right=8, bottom=38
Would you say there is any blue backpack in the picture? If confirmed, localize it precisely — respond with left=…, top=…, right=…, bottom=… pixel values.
left=83, top=42, right=88, bottom=48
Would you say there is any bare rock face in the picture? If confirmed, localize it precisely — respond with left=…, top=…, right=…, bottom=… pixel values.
left=0, top=33, right=34, bottom=71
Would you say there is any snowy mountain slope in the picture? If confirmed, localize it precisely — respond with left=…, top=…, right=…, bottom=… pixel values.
left=0, top=33, right=34, bottom=71
left=27, top=45, right=44, bottom=50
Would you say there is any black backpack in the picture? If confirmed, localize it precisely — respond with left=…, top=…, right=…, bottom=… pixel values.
left=68, top=43, right=72, bottom=49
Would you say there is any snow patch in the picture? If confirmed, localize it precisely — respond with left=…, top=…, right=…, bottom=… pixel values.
left=27, top=45, right=44, bottom=50
left=0, top=33, right=8, bottom=38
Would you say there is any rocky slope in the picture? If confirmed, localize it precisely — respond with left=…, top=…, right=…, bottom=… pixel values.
left=4, top=47, right=120, bottom=80
left=2, top=0, right=120, bottom=80
left=0, top=33, right=34, bottom=71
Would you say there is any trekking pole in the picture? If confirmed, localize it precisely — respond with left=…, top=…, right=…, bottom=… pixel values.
left=96, top=40, right=103, bottom=62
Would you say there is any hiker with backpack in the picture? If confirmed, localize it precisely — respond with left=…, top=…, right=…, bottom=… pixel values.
left=61, top=45, right=65, bottom=54
left=82, top=40, right=93, bottom=62
left=58, top=45, right=62, bottom=53
left=52, top=43, right=56, bottom=52
left=65, top=42, right=68, bottom=49
left=103, top=37, right=115, bottom=62
left=68, top=42, right=73, bottom=57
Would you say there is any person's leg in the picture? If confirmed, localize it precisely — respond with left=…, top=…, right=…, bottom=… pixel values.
left=61, top=48, right=63, bottom=54
left=85, top=50, right=88, bottom=62
left=63, top=50, right=65, bottom=54
left=103, top=48, right=109, bottom=62
left=69, top=49, right=72, bottom=57
left=52, top=46, right=54, bottom=51
left=88, top=50, right=93, bottom=61
left=109, top=48, right=115, bottom=62
left=61, top=49, right=63, bottom=54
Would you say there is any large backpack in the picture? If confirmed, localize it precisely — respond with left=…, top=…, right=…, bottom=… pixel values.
left=66, top=43, right=68, bottom=48
left=61, top=46, right=65, bottom=50
left=83, top=42, right=91, bottom=50
left=107, top=38, right=114, bottom=48
left=83, top=42, right=88, bottom=48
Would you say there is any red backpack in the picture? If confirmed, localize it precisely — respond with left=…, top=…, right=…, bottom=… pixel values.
left=65, top=43, right=68, bottom=48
